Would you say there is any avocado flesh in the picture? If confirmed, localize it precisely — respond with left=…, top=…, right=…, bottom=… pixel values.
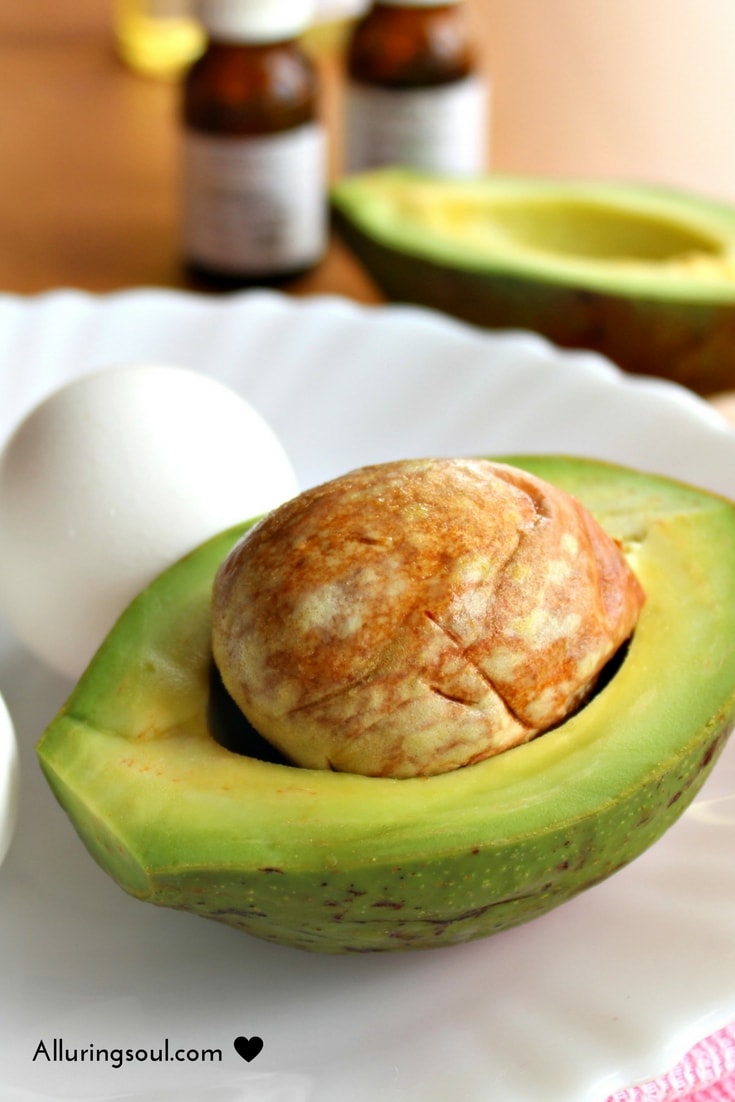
left=331, top=170, right=735, bottom=394
left=36, top=458, right=735, bottom=953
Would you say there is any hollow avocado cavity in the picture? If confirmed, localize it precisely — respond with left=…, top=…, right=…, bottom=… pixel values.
left=437, top=197, right=722, bottom=263
left=331, top=171, right=735, bottom=394
left=337, top=170, right=735, bottom=295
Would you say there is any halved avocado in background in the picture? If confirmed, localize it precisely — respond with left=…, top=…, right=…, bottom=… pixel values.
left=36, top=458, right=735, bottom=953
left=331, top=170, right=735, bottom=395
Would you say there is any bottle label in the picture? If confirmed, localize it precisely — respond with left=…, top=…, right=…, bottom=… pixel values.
left=345, top=76, right=489, bottom=176
left=182, top=124, right=327, bottom=276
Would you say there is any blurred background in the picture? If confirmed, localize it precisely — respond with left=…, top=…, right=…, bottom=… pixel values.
left=483, top=0, right=735, bottom=200
left=2, top=1, right=735, bottom=295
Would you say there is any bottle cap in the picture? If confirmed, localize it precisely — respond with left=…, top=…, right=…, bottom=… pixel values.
left=197, top=0, right=316, bottom=42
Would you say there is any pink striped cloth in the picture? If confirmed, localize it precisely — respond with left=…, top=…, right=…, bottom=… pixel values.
left=606, top=1025, right=735, bottom=1101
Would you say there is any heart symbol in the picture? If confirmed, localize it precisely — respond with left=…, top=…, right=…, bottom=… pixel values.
left=234, top=1035, right=264, bottom=1062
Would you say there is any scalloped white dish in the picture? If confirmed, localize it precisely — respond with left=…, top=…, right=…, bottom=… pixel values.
left=0, top=288, right=734, bottom=1102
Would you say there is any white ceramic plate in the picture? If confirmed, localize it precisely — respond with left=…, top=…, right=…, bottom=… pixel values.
left=0, top=288, right=734, bottom=1102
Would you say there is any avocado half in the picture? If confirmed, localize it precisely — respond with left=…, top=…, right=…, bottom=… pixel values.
left=36, top=457, right=735, bottom=953
left=331, top=170, right=735, bottom=395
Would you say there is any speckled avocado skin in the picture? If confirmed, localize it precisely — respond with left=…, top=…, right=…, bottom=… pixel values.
left=36, top=457, right=735, bottom=953
left=331, top=226, right=735, bottom=395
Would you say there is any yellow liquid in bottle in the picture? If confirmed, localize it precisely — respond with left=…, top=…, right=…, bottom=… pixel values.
left=114, top=0, right=205, bottom=80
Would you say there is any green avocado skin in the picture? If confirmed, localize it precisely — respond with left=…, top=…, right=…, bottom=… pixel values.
left=331, top=171, right=735, bottom=395
left=36, top=458, right=735, bottom=953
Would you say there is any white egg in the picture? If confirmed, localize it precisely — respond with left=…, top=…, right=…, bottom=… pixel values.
left=0, top=691, right=19, bottom=868
left=0, top=363, right=299, bottom=679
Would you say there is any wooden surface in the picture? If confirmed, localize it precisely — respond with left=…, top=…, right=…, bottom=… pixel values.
left=0, top=1, right=734, bottom=425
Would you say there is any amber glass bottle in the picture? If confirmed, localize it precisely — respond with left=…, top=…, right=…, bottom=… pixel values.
left=344, top=0, right=488, bottom=175
left=181, top=0, right=326, bottom=286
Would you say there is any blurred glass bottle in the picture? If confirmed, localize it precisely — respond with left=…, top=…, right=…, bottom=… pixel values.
left=115, top=0, right=205, bottom=80
left=180, top=0, right=327, bottom=287
left=344, top=0, right=489, bottom=175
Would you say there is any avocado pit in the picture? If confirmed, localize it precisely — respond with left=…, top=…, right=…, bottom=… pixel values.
left=211, top=458, right=645, bottom=778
